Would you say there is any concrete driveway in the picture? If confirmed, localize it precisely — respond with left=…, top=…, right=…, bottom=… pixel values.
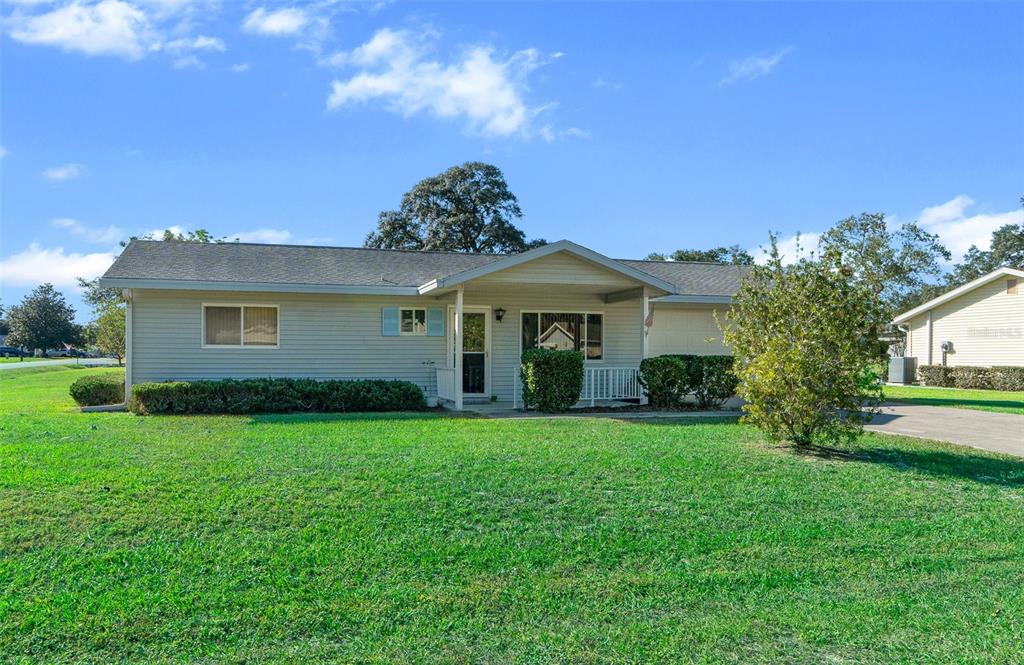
left=867, top=404, right=1024, bottom=457
left=0, top=358, right=120, bottom=371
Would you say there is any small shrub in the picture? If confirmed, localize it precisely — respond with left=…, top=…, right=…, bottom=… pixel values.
left=638, top=356, right=698, bottom=408
left=917, top=365, right=953, bottom=387
left=639, top=355, right=738, bottom=409
left=992, top=366, right=1024, bottom=392
left=70, top=375, right=125, bottom=406
left=695, top=355, right=739, bottom=409
left=128, top=378, right=426, bottom=415
left=520, top=349, right=584, bottom=412
left=950, top=366, right=995, bottom=390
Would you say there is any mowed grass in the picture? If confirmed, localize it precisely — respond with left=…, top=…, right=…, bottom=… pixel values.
left=884, top=383, right=1024, bottom=415
left=2, top=368, right=1024, bottom=663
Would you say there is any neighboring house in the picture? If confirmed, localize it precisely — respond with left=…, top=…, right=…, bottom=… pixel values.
left=98, top=239, right=749, bottom=409
left=892, top=266, right=1024, bottom=369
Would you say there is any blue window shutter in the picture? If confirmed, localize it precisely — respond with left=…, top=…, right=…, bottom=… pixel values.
left=382, top=307, right=399, bottom=336
left=427, top=308, right=444, bottom=337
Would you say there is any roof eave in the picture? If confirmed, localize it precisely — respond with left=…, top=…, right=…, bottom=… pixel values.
left=651, top=294, right=734, bottom=305
left=98, top=277, right=421, bottom=296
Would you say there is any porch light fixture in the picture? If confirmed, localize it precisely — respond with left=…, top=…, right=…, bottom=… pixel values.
left=494, top=307, right=506, bottom=323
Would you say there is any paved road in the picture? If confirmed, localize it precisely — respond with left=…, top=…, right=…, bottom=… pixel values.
left=867, top=403, right=1024, bottom=457
left=0, top=358, right=120, bottom=371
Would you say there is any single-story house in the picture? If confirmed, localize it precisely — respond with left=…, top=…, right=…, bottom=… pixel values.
left=98, top=239, right=749, bottom=409
left=892, top=266, right=1024, bottom=370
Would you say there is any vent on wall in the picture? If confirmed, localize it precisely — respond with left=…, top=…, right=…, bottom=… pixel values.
left=1009, top=279, right=1019, bottom=295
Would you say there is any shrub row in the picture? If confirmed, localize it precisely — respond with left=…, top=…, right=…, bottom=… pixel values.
left=917, top=365, right=1024, bottom=392
left=520, top=349, right=584, bottom=412
left=638, top=354, right=738, bottom=409
left=69, top=375, right=125, bottom=406
left=128, top=378, right=426, bottom=415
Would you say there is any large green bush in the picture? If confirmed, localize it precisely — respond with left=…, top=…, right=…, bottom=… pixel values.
left=69, top=375, right=125, bottom=406
left=520, top=349, right=584, bottom=412
left=949, top=366, right=995, bottom=390
left=638, top=355, right=737, bottom=409
left=721, top=242, right=887, bottom=446
left=129, top=378, right=426, bottom=415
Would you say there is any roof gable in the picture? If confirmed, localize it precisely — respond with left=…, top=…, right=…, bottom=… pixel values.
left=892, top=267, right=1024, bottom=324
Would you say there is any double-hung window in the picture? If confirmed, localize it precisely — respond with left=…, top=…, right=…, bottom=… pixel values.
left=203, top=305, right=279, bottom=347
left=400, top=308, right=427, bottom=335
left=521, top=311, right=603, bottom=360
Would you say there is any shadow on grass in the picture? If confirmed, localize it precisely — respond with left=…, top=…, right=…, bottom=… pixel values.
left=245, top=410, right=482, bottom=425
left=886, top=396, right=1024, bottom=412
left=790, top=442, right=1024, bottom=487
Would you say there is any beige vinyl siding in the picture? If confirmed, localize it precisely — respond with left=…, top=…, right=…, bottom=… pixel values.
left=131, top=290, right=449, bottom=395
left=130, top=287, right=647, bottom=402
left=461, top=287, right=644, bottom=400
left=470, top=252, right=639, bottom=290
left=905, top=278, right=1023, bottom=367
left=647, top=304, right=730, bottom=356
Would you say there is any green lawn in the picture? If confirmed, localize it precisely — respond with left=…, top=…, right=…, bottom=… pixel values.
left=884, top=384, right=1024, bottom=415
left=2, top=367, right=1024, bottom=663
left=0, top=356, right=50, bottom=364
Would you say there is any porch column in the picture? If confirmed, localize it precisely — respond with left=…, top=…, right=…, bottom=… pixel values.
left=642, top=289, right=650, bottom=359
left=454, top=286, right=464, bottom=411
left=123, top=288, right=133, bottom=403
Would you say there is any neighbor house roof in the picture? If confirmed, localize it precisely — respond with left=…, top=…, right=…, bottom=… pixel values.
left=891, top=266, right=1024, bottom=325
left=99, top=239, right=750, bottom=300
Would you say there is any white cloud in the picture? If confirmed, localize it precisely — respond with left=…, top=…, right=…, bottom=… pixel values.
left=0, top=243, right=117, bottom=287
left=7, top=0, right=157, bottom=59
left=173, top=54, right=203, bottom=69
left=917, top=195, right=1024, bottom=261
left=51, top=218, right=123, bottom=244
left=229, top=62, right=250, bottom=73
left=6, top=1, right=226, bottom=65
left=242, top=7, right=309, bottom=36
left=0, top=146, right=7, bottom=159
left=720, top=47, right=793, bottom=86
left=753, top=231, right=821, bottom=266
left=591, top=77, right=621, bottom=90
left=325, top=28, right=555, bottom=138
left=229, top=228, right=293, bottom=244
left=43, top=163, right=84, bottom=181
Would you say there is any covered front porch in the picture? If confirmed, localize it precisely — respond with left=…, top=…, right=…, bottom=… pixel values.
left=419, top=242, right=676, bottom=411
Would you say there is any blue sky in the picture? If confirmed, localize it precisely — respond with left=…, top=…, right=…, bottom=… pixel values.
left=2, top=0, right=1023, bottom=321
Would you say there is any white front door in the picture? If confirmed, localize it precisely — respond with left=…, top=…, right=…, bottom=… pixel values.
left=449, top=306, right=490, bottom=397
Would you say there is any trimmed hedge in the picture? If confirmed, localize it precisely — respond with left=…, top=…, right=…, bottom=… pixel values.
left=638, top=354, right=738, bottom=409
left=520, top=349, right=584, bottom=412
left=917, top=364, right=1024, bottom=391
left=69, top=375, right=125, bottom=406
left=128, top=378, right=426, bottom=415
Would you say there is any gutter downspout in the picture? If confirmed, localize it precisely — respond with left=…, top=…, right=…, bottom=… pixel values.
left=123, top=289, right=133, bottom=403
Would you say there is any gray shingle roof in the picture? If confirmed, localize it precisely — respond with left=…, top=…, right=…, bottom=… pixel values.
left=102, top=240, right=749, bottom=296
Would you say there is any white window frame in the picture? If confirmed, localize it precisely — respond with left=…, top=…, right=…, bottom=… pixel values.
left=519, top=310, right=605, bottom=363
left=399, top=307, right=428, bottom=336
left=201, top=303, right=280, bottom=349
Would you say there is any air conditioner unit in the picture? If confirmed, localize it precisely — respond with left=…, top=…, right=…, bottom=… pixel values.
left=888, top=356, right=918, bottom=384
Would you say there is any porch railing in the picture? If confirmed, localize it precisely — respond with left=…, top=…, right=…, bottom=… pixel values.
left=512, top=366, right=644, bottom=409
left=436, top=368, right=455, bottom=402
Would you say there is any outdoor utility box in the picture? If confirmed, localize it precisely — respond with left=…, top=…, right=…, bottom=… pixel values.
left=888, top=356, right=918, bottom=384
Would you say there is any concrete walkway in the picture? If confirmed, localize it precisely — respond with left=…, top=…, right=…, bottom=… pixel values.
left=867, top=403, right=1024, bottom=457
left=0, top=358, right=120, bottom=371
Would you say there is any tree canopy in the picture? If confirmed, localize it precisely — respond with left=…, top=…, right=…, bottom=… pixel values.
left=646, top=245, right=754, bottom=264
left=365, top=162, right=545, bottom=254
left=945, top=222, right=1024, bottom=286
left=819, top=212, right=950, bottom=318
left=5, top=284, right=81, bottom=355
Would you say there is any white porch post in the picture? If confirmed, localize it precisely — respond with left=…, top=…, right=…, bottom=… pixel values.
left=454, top=286, right=464, bottom=411
left=123, top=289, right=133, bottom=403
left=642, top=289, right=650, bottom=359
